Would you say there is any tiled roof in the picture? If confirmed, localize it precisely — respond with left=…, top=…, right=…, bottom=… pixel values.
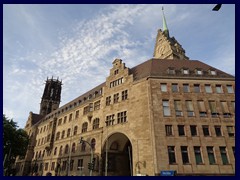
left=31, top=113, right=44, bottom=125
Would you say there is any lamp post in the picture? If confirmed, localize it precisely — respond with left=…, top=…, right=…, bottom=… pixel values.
left=79, top=137, right=93, bottom=176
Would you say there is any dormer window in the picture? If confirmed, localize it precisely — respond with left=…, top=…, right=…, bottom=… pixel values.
left=196, top=70, right=202, bottom=75
left=210, top=70, right=217, bottom=75
left=114, top=69, right=119, bottom=75
left=168, top=68, right=175, bottom=75
left=183, top=69, right=189, bottom=75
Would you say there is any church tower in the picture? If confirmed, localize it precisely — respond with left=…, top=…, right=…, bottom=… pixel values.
left=39, top=77, right=62, bottom=116
left=153, top=7, right=189, bottom=60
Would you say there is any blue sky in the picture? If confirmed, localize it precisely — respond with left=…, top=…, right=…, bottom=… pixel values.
left=3, top=4, right=235, bottom=128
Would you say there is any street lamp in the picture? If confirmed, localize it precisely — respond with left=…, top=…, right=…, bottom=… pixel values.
left=79, top=137, right=94, bottom=176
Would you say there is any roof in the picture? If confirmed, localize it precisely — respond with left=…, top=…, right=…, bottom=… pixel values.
left=31, top=113, right=44, bottom=125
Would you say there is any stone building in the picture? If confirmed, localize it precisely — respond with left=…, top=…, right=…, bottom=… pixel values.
left=15, top=9, right=235, bottom=176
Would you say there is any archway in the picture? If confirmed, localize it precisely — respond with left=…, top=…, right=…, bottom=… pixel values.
left=102, top=132, right=132, bottom=176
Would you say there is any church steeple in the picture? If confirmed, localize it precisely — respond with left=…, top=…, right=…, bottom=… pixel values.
left=153, top=7, right=189, bottom=60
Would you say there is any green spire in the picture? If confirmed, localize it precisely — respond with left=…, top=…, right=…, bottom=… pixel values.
left=162, top=7, right=169, bottom=38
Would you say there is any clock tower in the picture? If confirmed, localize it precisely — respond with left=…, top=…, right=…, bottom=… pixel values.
left=153, top=7, right=189, bottom=60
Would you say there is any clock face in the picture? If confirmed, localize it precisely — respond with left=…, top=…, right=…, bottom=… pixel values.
left=157, top=45, right=166, bottom=54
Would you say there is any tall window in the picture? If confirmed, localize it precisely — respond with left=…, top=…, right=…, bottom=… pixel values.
left=75, top=110, right=79, bottom=119
left=183, top=84, right=190, bottom=93
left=160, top=83, right=167, bottom=92
left=186, top=100, right=195, bottom=117
left=198, top=101, right=207, bottom=117
left=122, top=90, right=128, bottom=100
left=70, top=160, right=74, bottom=171
left=91, top=138, right=96, bottom=150
left=56, top=132, right=60, bottom=141
left=178, top=125, right=185, bottom=136
left=207, top=146, right=216, bottom=165
left=62, top=161, right=67, bottom=171
left=220, top=147, right=229, bottom=165
left=106, top=96, right=111, bottom=106
left=181, top=146, right=189, bottom=164
left=54, top=147, right=57, bottom=155
left=51, top=162, right=55, bottom=171
left=59, top=146, right=63, bottom=155
left=73, top=126, right=78, bottom=135
left=190, top=125, right=197, bottom=136
left=94, top=100, right=101, bottom=110
left=65, top=144, right=69, bottom=154
left=168, top=146, right=176, bottom=164
left=63, top=116, right=67, bottom=124
left=202, top=125, right=210, bottom=136
left=216, top=85, right=223, bottom=93
left=72, top=143, right=76, bottom=153
left=81, top=142, right=86, bottom=152
left=93, top=118, right=100, bottom=129
left=231, top=101, right=235, bottom=112
left=226, top=85, right=234, bottom=93
left=67, top=128, right=71, bottom=137
left=165, top=125, right=173, bottom=136
left=117, top=111, right=127, bottom=123
left=113, top=93, right=119, bottom=103
left=77, top=159, right=83, bottom=169
left=205, top=85, right=212, bottom=93
left=174, top=100, right=183, bottom=116
left=163, top=100, right=170, bottom=116
left=232, top=147, right=235, bottom=158
left=69, top=113, right=73, bottom=122
left=194, top=146, right=203, bottom=164
left=227, top=126, right=235, bottom=137
left=214, top=126, right=222, bottom=136
left=58, top=118, right=62, bottom=126
left=194, top=84, right=200, bottom=93
left=82, top=122, right=88, bottom=133
left=61, top=130, right=65, bottom=139
left=172, top=84, right=179, bottom=92
left=221, top=101, right=231, bottom=117
left=209, top=101, right=218, bottom=117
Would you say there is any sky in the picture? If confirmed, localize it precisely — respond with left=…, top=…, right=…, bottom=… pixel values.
left=3, top=4, right=235, bottom=128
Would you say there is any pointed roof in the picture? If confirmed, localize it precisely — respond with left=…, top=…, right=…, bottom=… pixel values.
left=162, top=7, right=169, bottom=38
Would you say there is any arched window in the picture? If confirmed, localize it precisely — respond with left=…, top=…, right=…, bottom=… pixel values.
left=65, top=144, right=69, bottom=154
left=35, top=151, right=38, bottom=159
left=67, top=128, right=71, bottom=137
left=61, top=130, right=65, bottom=139
left=91, top=138, right=96, bottom=150
left=54, top=147, right=57, bottom=155
left=38, top=151, right=42, bottom=158
left=81, top=142, right=86, bottom=152
left=59, top=146, right=63, bottom=155
left=93, top=118, right=100, bottom=129
left=82, top=122, right=88, bottom=133
left=56, top=132, right=60, bottom=141
left=73, top=126, right=78, bottom=135
left=42, top=150, right=45, bottom=158
left=72, top=143, right=76, bottom=153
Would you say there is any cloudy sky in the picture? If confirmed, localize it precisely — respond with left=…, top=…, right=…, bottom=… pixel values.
left=3, top=4, right=235, bottom=128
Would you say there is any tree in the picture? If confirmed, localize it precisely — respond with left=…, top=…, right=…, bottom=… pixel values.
left=3, top=114, right=29, bottom=175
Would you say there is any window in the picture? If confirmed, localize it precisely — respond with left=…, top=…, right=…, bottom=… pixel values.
left=232, top=147, right=235, bottom=158
left=63, top=116, right=67, bottom=124
left=205, top=85, right=212, bottom=93
left=202, top=125, right=210, bottom=136
left=168, top=68, right=175, bottom=74
left=183, top=69, right=189, bottom=74
left=61, top=130, right=65, bottom=139
left=165, top=125, right=173, bottom=136
left=94, top=100, right=101, bottom=110
left=198, top=101, right=207, bottom=117
left=106, top=115, right=115, bottom=126
left=160, top=83, right=167, bottom=92
left=69, top=113, right=73, bottom=122
left=106, top=96, right=111, bottom=106
left=214, top=126, right=222, bottom=136
left=93, top=118, right=100, bottom=129
left=209, top=101, right=219, bottom=117
left=58, top=118, right=62, bottom=126
left=73, top=126, right=78, bottom=135
left=117, top=111, right=127, bottom=123
left=59, top=146, right=63, bottom=155
left=65, top=144, right=69, bottom=154
left=178, top=125, right=185, bottom=136
left=163, top=100, right=170, bottom=116
left=70, top=160, right=74, bottom=171
left=190, top=125, right=197, bottom=136
left=168, top=146, right=176, bottom=164
left=75, top=110, right=79, bottom=119
left=83, top=106, right=89, bottom=115
left=174, top=100, right=183, bottom=116
left=194, top=147, right=203, bottom=164
left=210, top=70, right=216, bottom=75
left=231, top=101, right=235, bottom=112
left=114, top=69, right=119, bottom=75
left=62, top=161, right=67, bottom=171
left=181, top=146, right=189, bottom=164
left=172, top=84, right=179, bottom=92
left=183, top=84, right=190, bottom=93
left=89, top=103, right=93, bottom=112
left=72, top=143, right=76, bottom=153
left=45, top=162, right=49, bottom=171
left=54, top=147, right=57, bottom=155
left=81, top=142, right=86, bottom=152
left=113, top=93, right=119, bottom=103
left=77, top=159, right=83, bottom=170
left=221, top=101, right=231, bottom=117
left=196, top=70, right=202, bottom=75
left=56, top=132, right=60, bottom=141
left=220, top=147, right=229, bottom=165
left=207, top=147, right=216, bottom=165
left=216, top=85, right=223, bottom=93
left=91, top=138, right=96, bottom=150
left=226, top=85, right=234, bottom=93
left=122, top=90, right=128, bottom=100
left=51, top=162, right=55, bottom=171
left=67, top=128, right=71, bottom=137
left=186, top=100, right=195, bottom=117
left=227, top=126, right=235, bottom=137
left=194, top=84, right=200, bottom=93
left=110, top=77, right=123, bottom=88
left=82, top=122, right=88, bottom=133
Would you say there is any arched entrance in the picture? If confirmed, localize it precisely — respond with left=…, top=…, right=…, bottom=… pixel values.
left=102, top=132, right=132, bottom=176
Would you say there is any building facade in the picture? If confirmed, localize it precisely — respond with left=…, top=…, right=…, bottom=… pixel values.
left=15, top=9, right=235, bottom=176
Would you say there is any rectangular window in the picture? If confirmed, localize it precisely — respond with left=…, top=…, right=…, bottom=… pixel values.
left=172, top=83, right=179, bottom=92
left=106, top=96, right=111, bottom=106
left=194, top=146, right=203, bottom=164
left=122, top=90, right=128, bottom=100
left=75, top=110, right=79, bottom=119
left=168, top=146, right=176, bottom=164
left=58, top=118, right=62, bottom=126
left=165, top=125, right=173, bottom=136
left=106, top=114, right=115, bottom=126
left=163, top=100, right=171, bottom=116
left=198, top=101, right=207, bottom=117
left=202, top=125, right=210, bottom=136
left=186, top=100, right=195, bottom=117
left=181, top=146, right=189, bottom=164
left=197, top=70, right=202, bottom=75
left=94, top=100, right=101, bottom=110
left=232, top=147, right=235, bottom=158
left=70, top=160, right=74, bottom=171
left=160, top=83, right=167, bottom=92
left=205, top=85, right=212, bottom=93
left=221, top=101, right=231, bottom=117
left=226, top=85, right=234, bottom=93
left=194, top=84, right=200, bottom=93
left=220, top=147, right=229, bottom=165
left=44, top=162, right=49, bottom=171
left=178, top=125, right=185, bottom=136
left=113, top=93, right=119, bottom=103
left=210, top=70, right=216, bottom=75
left=83, top=106, right=89, bottom=115
left=214, top=126, right=222, bottom=136
left=183, top=69, right=189, bottom=74
left=117, top=111, right=127, bottom=124
left=77, top=159, right=83, bottom=170
left=183, top=84, right=190, bottom=93
left=174, top=100, right=183, bottom=116
left=62, top=161, right=67, bottom=171
left=216, top=85, right=223, bottom=93
left=64, top=116, right=67, bottom=124
left=190, top=125, right=197, bottom=136
left=69, top=113, right=72, bottom=122
left=227, top=126, right=235, bottom=137
left=51, top=162, right=55, bottom=171
left=209, top=101, right=219, bottom=117
left=207, top=147, right=216, bottom=165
